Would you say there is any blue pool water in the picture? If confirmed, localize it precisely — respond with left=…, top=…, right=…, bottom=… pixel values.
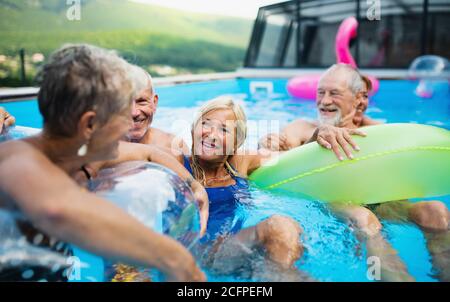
left=2, top=78, right=450, bottom=282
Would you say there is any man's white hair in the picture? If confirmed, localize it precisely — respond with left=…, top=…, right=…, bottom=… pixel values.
left=319, top=63, right=363, bottom=95
left=129, top=65, right=154, bottom=98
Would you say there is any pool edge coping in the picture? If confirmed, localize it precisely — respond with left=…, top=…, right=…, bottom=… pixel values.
left=0, top=68, right=409, bottom=103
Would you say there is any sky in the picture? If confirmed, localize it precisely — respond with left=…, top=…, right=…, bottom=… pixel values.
left=130, top=0, right=282, bottom=19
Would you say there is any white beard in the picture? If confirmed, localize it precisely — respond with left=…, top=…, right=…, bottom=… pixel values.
left=318, top=109, right=342, bottom=127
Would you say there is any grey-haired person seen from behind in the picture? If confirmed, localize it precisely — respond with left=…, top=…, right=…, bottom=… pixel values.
left=0, top=44, right=205, bottom=282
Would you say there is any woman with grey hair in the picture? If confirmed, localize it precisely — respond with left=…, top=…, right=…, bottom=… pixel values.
left=0, top=44, right=205, bottom=282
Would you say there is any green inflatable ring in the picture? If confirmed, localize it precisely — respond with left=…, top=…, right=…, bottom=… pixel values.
left=249, top=123, right=450, bottom=205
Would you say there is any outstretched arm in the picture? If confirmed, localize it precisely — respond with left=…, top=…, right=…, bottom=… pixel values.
left=0, top=145, right=205, bottom=281
left=258, top=119, right=318, bottom=152
left=258, top=132, right=291, bottom=151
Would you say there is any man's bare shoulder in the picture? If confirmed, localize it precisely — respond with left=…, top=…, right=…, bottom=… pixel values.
left=149, top=128, right=176, bottom=147
left=281, top=119, right=319, bottom=147
left=159, top=129, right=178, bottom=143
left=150, top=128, right=188, bottom=155
left=285, top=119, right=317, bottom=130
left=119, top=140, right=149, bottom=152
left=283, top=119, right=318, bottom=136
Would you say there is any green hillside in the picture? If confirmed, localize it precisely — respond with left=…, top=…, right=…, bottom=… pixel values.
left=0, top=0, right=253, bottom=47
left=0, top=0, right=255, bottom=86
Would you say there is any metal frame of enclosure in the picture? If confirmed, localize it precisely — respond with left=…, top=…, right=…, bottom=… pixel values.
left=244, top=0, right=450, bottom=69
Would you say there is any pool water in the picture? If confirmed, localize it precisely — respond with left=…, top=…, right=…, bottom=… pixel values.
left=2, top=78, right=450, bottom=282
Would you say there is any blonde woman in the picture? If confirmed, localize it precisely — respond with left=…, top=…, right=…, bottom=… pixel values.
left=173, top=96, right=306, bottom=279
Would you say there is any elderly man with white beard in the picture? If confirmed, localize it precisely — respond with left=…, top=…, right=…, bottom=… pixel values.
left=259, top=63, right=450, bottom=282
left=259, top=63, right=367, bottom=160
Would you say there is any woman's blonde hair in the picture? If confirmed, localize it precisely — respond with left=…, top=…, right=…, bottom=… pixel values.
left=190, top=96, right=247, bottom=185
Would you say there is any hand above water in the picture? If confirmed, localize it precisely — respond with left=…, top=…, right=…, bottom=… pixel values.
left=258, top=133, right=291, bottom=151
left=158, top=234, right=206, bottom=282
left=310, top=124, right=367, bottom=161
left=0, top=107, right=16, bottom=133
left=166, top=252, right=207, bottom=282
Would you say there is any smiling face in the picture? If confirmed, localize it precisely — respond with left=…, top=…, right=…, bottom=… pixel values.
left=359, top=79, right=369, bottom=113
left=316, top=69, right=359, bottom=127
left=192, top=109, right=237, bottom=162
left=127, top=86, right=158, bottom=142
left=353, top=78, right=370, bottom=126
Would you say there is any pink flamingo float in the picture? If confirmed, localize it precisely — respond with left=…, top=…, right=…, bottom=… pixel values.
left=287, top=17, right=380, bottom=100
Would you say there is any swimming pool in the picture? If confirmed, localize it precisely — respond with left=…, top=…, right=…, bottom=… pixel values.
left=2, top=78, right=450, bottom=282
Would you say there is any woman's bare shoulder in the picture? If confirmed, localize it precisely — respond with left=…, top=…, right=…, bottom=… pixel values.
left=0, top=139, right=73, bottom=193
left=0, top=139, right=43, bottom=162
left=362, top=116, right=382, bottom=126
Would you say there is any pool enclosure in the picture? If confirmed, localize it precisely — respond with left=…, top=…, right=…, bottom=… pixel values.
left=244, top=0, right=450, bottom=69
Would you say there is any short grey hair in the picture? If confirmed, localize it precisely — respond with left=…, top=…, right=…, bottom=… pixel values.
left=319, top=63, right=363, bottom=96
left=129, top=65, right=154, bottom=98
left=37, top=44, right=135, bottom=137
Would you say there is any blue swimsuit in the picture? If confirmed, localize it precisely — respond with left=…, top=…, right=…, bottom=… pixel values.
left=183, top=157, right=250, bottom=243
